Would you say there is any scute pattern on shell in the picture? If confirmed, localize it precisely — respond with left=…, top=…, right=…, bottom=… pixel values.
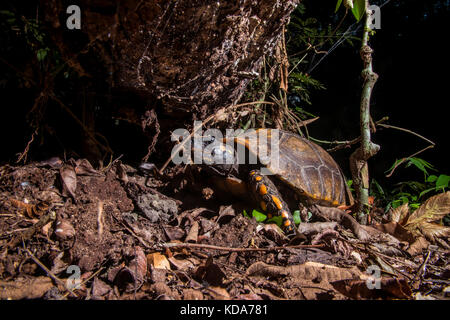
left=234, top=129, right=353, bottom=207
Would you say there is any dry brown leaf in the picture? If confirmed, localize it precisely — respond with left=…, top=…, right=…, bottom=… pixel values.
left=9, top=199, right=49, bottom=218
left=168, top=257, right=195, bottom=271
left=75, top=159, right=101, bottom=176
left=331, top=277, right=412, bottom=300
left=372, top=222, right=415, bottom=243
left=36, top=157, right=63, bottom=169
left=207, top=286, right=230, bottom=300
left=185, top=220, right=199, bottom=243
left=415, top=222, right=450, bottom=243
left=217, top=205, right=236, bottom=224
left=147, top=252, right=171, bottom=270
left=183, top=288, right=204, bottom=300
left=402, top=192, right=450, bottom=242
left=406, top=191, right=450, bottom=226
left=0, top=277, right=54, bottom=299
left=407, top=237, right=430, bottom=256
left=247, top=261, right=362, bottom=282
left=193, top=257, right=226, bottom=286
left=114, top=246, right=147, bottom=292
left=390, top=202, right=410, bottom=225
left=59, top=164, right=77, bottom=199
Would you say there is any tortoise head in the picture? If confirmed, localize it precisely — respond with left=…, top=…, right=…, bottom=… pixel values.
left=191, top=134, right=239, bottom=177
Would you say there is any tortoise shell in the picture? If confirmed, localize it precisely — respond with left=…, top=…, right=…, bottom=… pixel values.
left=230, top=129, right=354, bottom=207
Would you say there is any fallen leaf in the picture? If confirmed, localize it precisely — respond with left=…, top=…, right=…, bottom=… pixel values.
left=407, top=237, right=430, bottom=256
left=54, top=219, right=76, bottom=241
left=168, top=257, right=195, bottom=271
left=193, top=257, right=226, bottom=286
left=207, top=286, right=230, bottom=300
left=415, top=222, right=450, bottom=243
left=256, top=223, right=286, bottom=245
left=75, top=159, right=101, bottom=176
left=59, top=164, right=77, bottom=199
left=147, top=252, right=171, bottom=270
left=36, top=157, right=63, bottom=169
left=0, top=277, right=54, bottom=299
left=373, top=222, right=416, bottom=243
left=402, top=192, right=450, bottom=242
left=163, top=225, right=186, bottom=241
left=217, top=205, right=236, bottom=225
left=331, top=277, right=412, bottom=300
left=183, top=288, right=204, bottom=300
left=185, top=220, right=199, bottom=243
left=390, top=202, right=410, bottom=225
left=114, top=246, right=147, bottom=292
left=91, top=278, right=111, bottom=300
left=407, top=192, right=450, bottom=224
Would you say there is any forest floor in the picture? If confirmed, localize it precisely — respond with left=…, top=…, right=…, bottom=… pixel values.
left=0, top=158, right=448, bottom=300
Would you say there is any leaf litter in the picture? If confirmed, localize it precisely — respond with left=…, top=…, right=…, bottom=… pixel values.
left=0, top=159, right=448, bottom=300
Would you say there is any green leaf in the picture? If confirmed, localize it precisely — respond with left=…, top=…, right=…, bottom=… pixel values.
left=36, top=48, right=48, bottom=61
left=406, top=157, right=435, bottom=176
left=335, top=0, right=343, bottom=13
left=371, top=179, right=385, bottom=196
left=427, top=175, right=438, bottom=183
left=436, top=174, right=450, bottom=190
left=419, top=187, right=436, bottom=199
left=267, top=215, right=283, bottom=226
left=351, top=0, right=366, bottom=22
left=251, top=209, right=267, bottom=222
left=243, top=210, right=249, bottom=218
left=0, top=10, right=15, bottom=17
left=293, top=210, right=301, bottom=225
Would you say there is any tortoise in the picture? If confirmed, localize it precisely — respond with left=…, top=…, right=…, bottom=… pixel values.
left=192, top=128, right=354, bottom=236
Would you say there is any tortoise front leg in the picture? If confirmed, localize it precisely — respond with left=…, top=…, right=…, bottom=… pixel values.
left=248, top=169, right=296, bottom=236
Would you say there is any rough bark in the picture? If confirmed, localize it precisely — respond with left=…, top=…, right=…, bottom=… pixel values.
left=42, top=0, right=299, bottom=119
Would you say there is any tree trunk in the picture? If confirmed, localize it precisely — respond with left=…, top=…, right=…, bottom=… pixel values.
left=42, top=0, right=299, bottom=120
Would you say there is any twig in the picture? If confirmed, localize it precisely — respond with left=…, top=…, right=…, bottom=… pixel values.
left=159, top=242, right=325, bottom=252
left=61, top=267, right=104, bottom=299
left=412, top=249, right=432, bottom=283
left=377, top=123, right=436, bottom=146
left=23, top=246, right=78, bottom=298
left=16, top=128, right=38, bottom=164
left=350, top=0, right=380, bottom=224
left=49, top=93, right=113, bottom=155
left=7, top=211, right=56, bottom=249
left=385, top=145, right=435, bottom=178
left=109, top=211, right=152, bottom=249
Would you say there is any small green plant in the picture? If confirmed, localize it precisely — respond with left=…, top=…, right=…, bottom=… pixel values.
left=243, top=209, right=302, bottom=227
left=370, top=157, right=449, bottom=212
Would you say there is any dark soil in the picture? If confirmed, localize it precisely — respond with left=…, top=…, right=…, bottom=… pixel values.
left=0, top=159, right=448, bottom=300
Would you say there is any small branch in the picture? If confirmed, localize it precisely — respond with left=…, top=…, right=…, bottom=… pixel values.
left=61, top=267, right=104, bottom=299
left=385, top=145, right=435, bottom=178
left=7, top=211, right=56, bottom=249
left=24, top=247, right=78, bottom=298
left=350, top=0, right=380, bottom=224
left=377, top=123, right=436, bottom=146
left=16, top=128, right=38, bottom=164
left=160, top=242, right=325, bottom=252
